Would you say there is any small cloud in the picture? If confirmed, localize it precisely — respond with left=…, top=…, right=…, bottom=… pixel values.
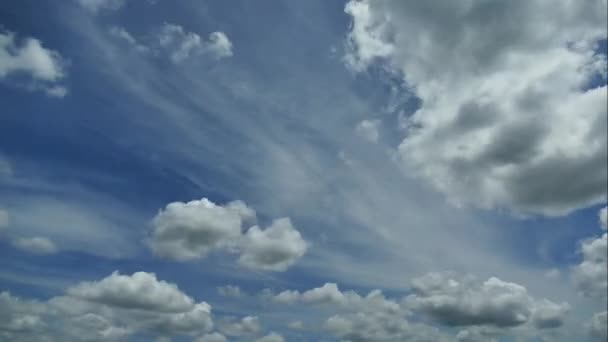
left=355, top=119, right=381, bottom=143
left=157, top=23, right=233, bottom=63
left=12, top=237, right=57, bottom=255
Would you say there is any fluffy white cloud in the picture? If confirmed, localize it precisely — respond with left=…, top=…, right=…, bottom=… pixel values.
left=355, top=119, right=381, bottom=143
left=150, top=198, right=253, bottom=261
left=67, top=271, right=195, bottom=312
left=573, top=233, right=607, bottom=299
left=345, top=0, right=607, bottom=216
left=239, top=218, right=308, bottom=271
left=218, top=315, right=261, bottom=337
left=158, top=24, right=232, bottom=63
left=0, top=30, right=67, bottom=96
left=150, top=198, right=307, bottom=271
left=196, top=332, right=228, bottom=342
left=254, top=332, right=285, bottom=342
left=12, top=236, right=57, bottom=255
left=77, top=0, right=125, bottom=13
left=588, top=311, right=607, bottom=341
left=600, top=206, right=607, bottom=230
left=406, top=272, right=568, bottom=328
left=0, top=271, right=215, bottom=340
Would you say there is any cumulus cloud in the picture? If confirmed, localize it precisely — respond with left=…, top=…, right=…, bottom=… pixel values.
left=405, top=272, right=568, bottom=328
left=150, top=198, right=307, bottom=271
left=158, top=24, right=232, bottom=63
left=67, top=271, right=195, bottom=312
left=588, top=311, right=607, bottom=341
left=150, top=198, right=253, bottom=261
left=77, top=0, right=125, bottom=13
left=0, top=271, right=215, bottom=340
left=573, top=233, right=607, bottom=299
left=0, top=30, right=68, bottom=96
left=355, top=119, right=381, bottom=142
left=345, top=0, right=607, bottom=216
left=217, top=315, right=261, bottom=337
left=239, top=218, right=308, bottom=271
left=254, top=332, right=284, bottom=342
left=12, top=236, right=57, bottom=255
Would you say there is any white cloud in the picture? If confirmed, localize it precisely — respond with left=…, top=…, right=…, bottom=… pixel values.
left=196, top=332, right=228, bottom=342
left=150, top=198, right=253, bottom=261
left=254, top=332, right=284, bottom=342
left=600, top=206, right=607, bottom=230
left=239, top=218, right=308, bottom=271
left=355, top=119, right=381, bottom=143
left=573, top=233, right=607, bottom=299
left=218, top=315, right=261, bottom=337
left=344, top=0, right=607, bottom=216
left=77, top=0, right=125, bottom=13
left=67, top=271, right=195, bottom=312
left=150, top=198, right=307, bottom=271
left=158, top=24, right=232, bottom=63
left=12, top=237, right=57, bottom=255
left=108, top=26, right=150, bottom=53
left=0, top=271, right=215, bottom=340
left=0, top=30, right=67, bottom=96
left=406, top=272, right=568, bottom=328
left=588, top=311, right=607, bottom=341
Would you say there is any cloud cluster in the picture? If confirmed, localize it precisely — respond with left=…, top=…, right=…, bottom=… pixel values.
left=345, top=0, right=607, bottom=216
left=0, top=30, right=67, bottom=97
left=0, top=271, right=217, bottom=341
left=150, top=198, right=307, bottom=271
left=573, top=207, right=608, bottom=300
left=406, top=272, right=569, bottom=328
left=158, top=23, right=233, bottom=63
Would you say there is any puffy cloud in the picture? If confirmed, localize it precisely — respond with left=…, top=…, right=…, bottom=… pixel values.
left=0, top=30, right=67, bottom=96
left=573, top=233, right=607, bottom=299
left=218, top=315, right=261, bottom=337
left=150, top=198, right=253, bottom=261
left=12, top=236, right=57, bottom=255
left=67, top=271, right=195, bottom=312
left=406, top=272, right=567, bottom=328
left=345, top=0, right=607, bottom=216
left=158, top=24, right=232, bottom=63
left=254, top=332, right=285, bottom=342
left=77, top=0, right=125, bottom=13
left=238, top=218, right=308, bottom=271
left=0, top=271, right=216, bottom=340
left=196, top=332, right=228, bottom=342
left=355, top=119, right=381, bottom=143
left=150, top=198, right=307, bottom=271
left=600, top=206, right=607, bottom=230
left=588, top=311, right=607, bottom=341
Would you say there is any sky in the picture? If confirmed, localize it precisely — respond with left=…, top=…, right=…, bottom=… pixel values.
left=0, top=0, right=606, bottom=341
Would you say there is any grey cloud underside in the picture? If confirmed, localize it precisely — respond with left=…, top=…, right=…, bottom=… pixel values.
left=345, top=0, right=608, bottom=216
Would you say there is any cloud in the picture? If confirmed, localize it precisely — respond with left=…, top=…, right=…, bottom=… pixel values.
left=196, top=332, right=228, bottom=342
left=76, top=0, right=125, bottom=13
left=67, top=271, right=195, bottom=312
left=254, top=332, right=285, bottom=342
left=355, top=119, right=381, bottom=142
left=573, top=233, right=607, bottom=299
left=0, top=271, right=215, bottom=340
left=405, top=272, right=568, bottom=328
left=150, top=198, right=253, bottom=261
left=158, top=24, right=232, bottom=63
left=344, top=0, right=607, bottom=216
left=217, top=315, right=261, bottom=337
left=12, top=236, right=57, bottom=255
left=217, top=285, right=242, bottom=298
left=287, top=320, right=304, bottom=330
left=150, top=198, right=307, bottom=271
left=0, top=209, right=8, bottom=229
left=588, top=311, right=607, bottom=341
left=600, top=206, right=607, bottom=230
left=239, top=218, right=308, bottom=271
left=0, top=30, right=68, bottom=96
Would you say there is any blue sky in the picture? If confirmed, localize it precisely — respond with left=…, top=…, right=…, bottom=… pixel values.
left=0, top=1, right=606, bottom=341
